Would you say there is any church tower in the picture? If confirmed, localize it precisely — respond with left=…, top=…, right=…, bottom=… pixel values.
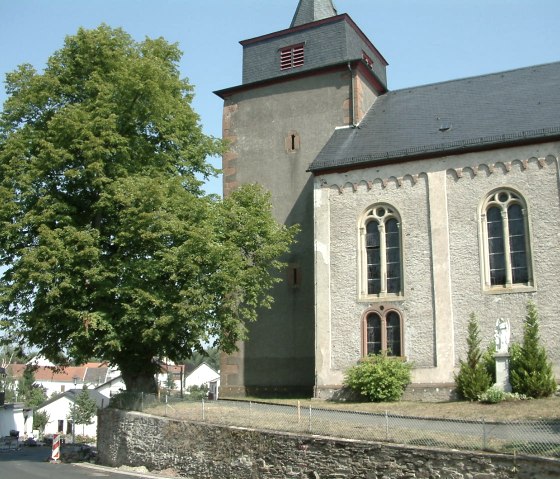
left=215, top=0, right=388, bottom=397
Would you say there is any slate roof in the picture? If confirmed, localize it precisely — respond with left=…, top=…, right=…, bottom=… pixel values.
left=309, top=62, right=560, bottom=172
left=291, top=0, right=337, bottom=27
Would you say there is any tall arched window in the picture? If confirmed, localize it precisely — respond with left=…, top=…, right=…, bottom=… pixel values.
left=481, top=189, right=533, bottom=290
left=363, top=308, right=403, bottom=357
left=360, top=205, right=403, bottom=298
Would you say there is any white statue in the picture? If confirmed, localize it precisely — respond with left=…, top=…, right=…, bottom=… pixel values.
left=495, top=318, right=510, bottom=354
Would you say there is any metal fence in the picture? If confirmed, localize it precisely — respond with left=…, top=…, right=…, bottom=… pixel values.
left=111, top=393, right=560, bottom=459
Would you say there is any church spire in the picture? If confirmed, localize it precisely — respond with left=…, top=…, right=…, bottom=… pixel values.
left=290, top=0, right=338, bottom=28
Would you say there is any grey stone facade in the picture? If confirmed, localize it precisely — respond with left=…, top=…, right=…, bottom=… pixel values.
left=314, top=143, right=560, bottom=393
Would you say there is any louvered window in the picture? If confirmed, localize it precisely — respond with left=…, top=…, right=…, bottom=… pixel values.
left=280, top=44, right=305, bottom=71
left=362, top=51, right=374, bottom=69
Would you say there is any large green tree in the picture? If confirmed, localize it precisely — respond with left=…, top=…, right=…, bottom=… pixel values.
left=0, top=26, right=296, bottom=392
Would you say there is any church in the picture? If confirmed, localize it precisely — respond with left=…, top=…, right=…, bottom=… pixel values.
left=215, top=0, right=560, bottom=399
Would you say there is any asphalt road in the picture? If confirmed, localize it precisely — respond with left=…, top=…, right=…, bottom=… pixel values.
left=0, top=445, right=171, bottom=479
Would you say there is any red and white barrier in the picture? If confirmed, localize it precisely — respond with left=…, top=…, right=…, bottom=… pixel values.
left=50, top=433, right=61, bottom=462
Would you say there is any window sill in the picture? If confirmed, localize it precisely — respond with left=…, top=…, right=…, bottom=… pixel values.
left=358, top=294, right=405, bottom=302
left=482, top=284, right=536, bottom=295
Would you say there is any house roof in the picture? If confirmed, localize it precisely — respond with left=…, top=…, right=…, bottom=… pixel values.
left=37, top=388, right=108, bottom=409
left=290, top=0, right=337, bottom=27
left=8, top=362, right=110, bottom=385
left=309, top=61, right=560, bottom=173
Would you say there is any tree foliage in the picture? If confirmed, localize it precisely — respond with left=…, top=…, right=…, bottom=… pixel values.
left=33, top=410, right=50, bottom=433
left=71, top=387, right=98, bottom=435
left=454, top=313, right=492, bottom=401
left=18, top=365, right=47, bottom=408
left=509, top=301, right=556, bottom=398
left=183, top=347, right=220, bottom=372
left=0, top=25, right=297, bottom=392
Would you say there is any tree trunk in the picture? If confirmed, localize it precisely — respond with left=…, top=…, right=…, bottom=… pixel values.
left=120, top=366, right=159, bottom=393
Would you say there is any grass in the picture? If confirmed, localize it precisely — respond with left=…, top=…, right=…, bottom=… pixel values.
left=142, top=395, right=560, bottom=457
left=248, top=395, right=560, bottom=422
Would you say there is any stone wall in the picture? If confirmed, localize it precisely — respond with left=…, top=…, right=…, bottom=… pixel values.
left=98, top=408, right=560, bottom=479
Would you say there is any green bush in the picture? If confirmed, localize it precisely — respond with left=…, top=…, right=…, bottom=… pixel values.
left=344, top=353, right=411, bottom=402
left=482, top=341, right=497, bottom=383
left=478, top=386, right=505, bottom=404
left=455, top=313, right=492, bottom=401
left=509, top=301, right=557, bottom=398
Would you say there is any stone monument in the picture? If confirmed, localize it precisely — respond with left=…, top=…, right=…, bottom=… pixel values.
left=494, top=318, right=512, bottom=392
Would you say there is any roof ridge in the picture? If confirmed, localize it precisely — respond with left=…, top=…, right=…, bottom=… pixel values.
left=386, top=60, right=560, bottom=95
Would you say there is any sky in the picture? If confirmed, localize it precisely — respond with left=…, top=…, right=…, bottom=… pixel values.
left=1, top=0, right=559, bottom=196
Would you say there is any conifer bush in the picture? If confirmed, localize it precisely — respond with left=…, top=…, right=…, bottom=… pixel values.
left=344, top=353, right=411, bottom=402
left=509, top=301, right=557, bottom=398
left=455, top=313, right=492, bottom=401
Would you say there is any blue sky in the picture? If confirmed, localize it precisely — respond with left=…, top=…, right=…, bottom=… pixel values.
left=1, top=0, right=559, bottom=196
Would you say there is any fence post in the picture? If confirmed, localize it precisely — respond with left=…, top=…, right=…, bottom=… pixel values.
left=165, top=394, right=168, bottom=416
left=482, top=418, right=487, bottom=450
left=141, top=392, right=144, bottom=412
left=308, top=406, right=312, bottom=433
left=297, top=400, right=301, bottom=425
left=385, top=411, right=389, bottom=441
left=202, top=398, right=205, bottom=421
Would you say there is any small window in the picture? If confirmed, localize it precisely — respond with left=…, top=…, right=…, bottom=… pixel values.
left=362, top=51, right=374, bottom=69
left=480, top=188, right=533, bottom=291
left=280, top=44, right=304, bottom=70
left=285, top=131, right=301, bottom=153
left=288, top=263, right=301, bottom=288
left=360, top=205, right=403, bottom=299
left=363, top=308, right=403, bottom=357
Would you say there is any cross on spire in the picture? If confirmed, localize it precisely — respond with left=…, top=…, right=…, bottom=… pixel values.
left=290, top=0, right=338, bottom=28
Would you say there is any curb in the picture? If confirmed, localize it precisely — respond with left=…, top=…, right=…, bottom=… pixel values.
left=74, top=461, right=181, bottom=478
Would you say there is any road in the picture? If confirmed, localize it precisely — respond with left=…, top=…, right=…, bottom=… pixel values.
left=0, top=445, right=170, bottom=479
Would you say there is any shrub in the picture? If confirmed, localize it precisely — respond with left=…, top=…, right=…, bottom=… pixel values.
left=482, top=341, right=496, bottom=383
left=187, top=384, right=209, bottom=400
left=455, top=313, right=492, bottom=401
left=509, top=301, right=556, bottom=398
left=344, top=353, right=411, bottom=402
left=478, top=386, right=505, bottom=404
left=478, top=386, right=529, bottom=404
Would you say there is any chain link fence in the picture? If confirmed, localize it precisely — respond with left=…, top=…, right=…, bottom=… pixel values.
left=110, top=393, right=560, bottom=458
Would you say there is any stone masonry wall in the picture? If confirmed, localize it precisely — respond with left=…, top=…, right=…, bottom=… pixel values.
left=98, top=408, right=560, bottom=479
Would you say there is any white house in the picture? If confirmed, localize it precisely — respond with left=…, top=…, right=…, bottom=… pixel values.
left=0, top=403, right=32, bottom=438
left=95, top=375, right=126, bottom=399
left=184, top=363, right=220, bottom=399
left=36, top=388, right=108, bottom=439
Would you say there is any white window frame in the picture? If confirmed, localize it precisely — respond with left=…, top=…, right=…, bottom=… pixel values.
left=362, top=306, right=404, bottom=358
left=358, top=204, right=404, bottom=301
left=479, top=187, right=535, bottom=293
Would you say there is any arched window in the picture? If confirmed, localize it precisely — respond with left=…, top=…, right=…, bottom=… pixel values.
left=363, top=308, right=403, bottom=357
left=360, top=205, right=403, bottom=298
left=481, top=189, right=533, bottom=290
